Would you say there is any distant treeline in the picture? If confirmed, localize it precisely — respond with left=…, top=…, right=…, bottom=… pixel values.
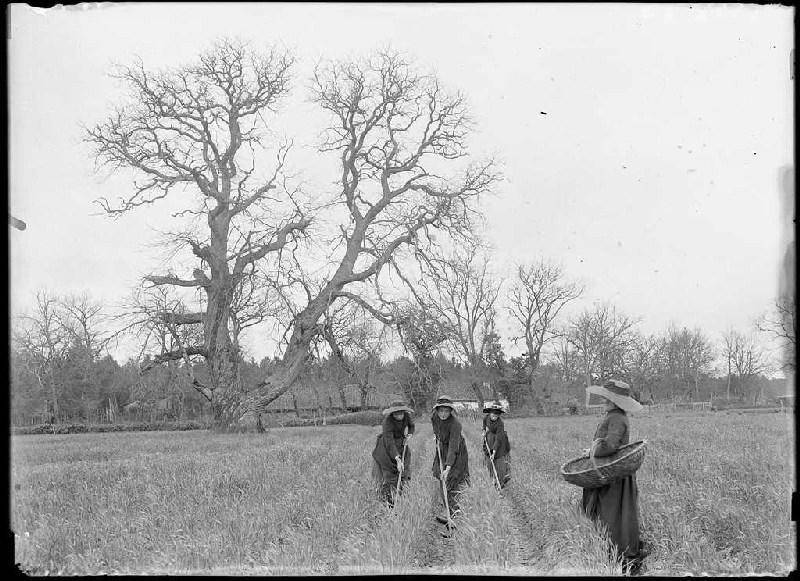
left=10, top=337, right=787, bottom=427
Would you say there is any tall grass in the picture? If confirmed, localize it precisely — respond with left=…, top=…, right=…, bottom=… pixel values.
left=12, top=427, right=381, bottom=574
left=505, top=411, right=794, bottom=575
left=11, top=411, right=794, bottom=575
left=339, top=426, right=439, bottom=573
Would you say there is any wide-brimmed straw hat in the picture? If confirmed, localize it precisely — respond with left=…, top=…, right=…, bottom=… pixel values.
left=483, top=402, right=505, bottom=414
left=382, top=401, right=414, bottom=416
left=431, top=395, right=457, bottom=413
left=586, top=379, right=643, bottom=413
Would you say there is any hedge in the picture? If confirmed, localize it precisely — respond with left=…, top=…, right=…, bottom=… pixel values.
left=12, top=420, right=210, bottom=436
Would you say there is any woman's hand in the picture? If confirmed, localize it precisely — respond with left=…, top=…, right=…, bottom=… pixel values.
left=395, top=456, right=404, bottom=472
left=583, top=440, right=600, bottom=457
left=441, top=465, right=451, bottom=481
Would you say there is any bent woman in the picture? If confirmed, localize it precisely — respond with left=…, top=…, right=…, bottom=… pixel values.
left=482, top=402, right=511, bottom=488
left=582, top=379, right=646, bottom=574
left=431, top=395, right=469, bottom=525
left=371, top=400, right=415, bottom=506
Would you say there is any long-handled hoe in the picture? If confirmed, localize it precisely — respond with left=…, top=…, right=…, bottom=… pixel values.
left=483, top=431, right=502, bottom=490
left=435, top=435, right=454, bottom=534
left=394, top=427, right=409, bottom=504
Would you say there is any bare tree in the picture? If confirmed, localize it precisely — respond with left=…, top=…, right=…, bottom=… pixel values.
left=87, top=44, right=498, bottom=426
left=721, top=329, right=769, bottom=402
left=119, top=286, right=208, bottom=399
left=660, top=325, right=714, bottom=400
left=566, top=303, right=638, bottom=387
left=550, top=336, right=582, bottom=385
left=13, top=291, right=72, bottom=421
left=85, top=40, right=310, bottom=425
left=58, top=293, right=115, bottom=418
left=319, top=299, right=392, bottom=409
left=396, top=240, right=500, bottom=403
left=59, top=293, right=114, bottom=363
left=627, top=331, right=662, bottom=402
left=242, top=49, right=499, bottom=419
left=394, top=303, right=449, bottom=410
left=507, top=260, right=583, bottom=395
left=757, top=295, right=796, bottom=371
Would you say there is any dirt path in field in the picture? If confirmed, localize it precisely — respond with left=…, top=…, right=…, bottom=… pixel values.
left=405, top=426, right=457, bottom=570
left=461, top=422, right=545, bottom=570
left=406, top=498, right=457, bottom=570
left=501, top=482, right=546, bottom=567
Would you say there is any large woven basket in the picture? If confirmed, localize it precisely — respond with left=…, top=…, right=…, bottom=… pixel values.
left=560, top=440, right=647, bottom=489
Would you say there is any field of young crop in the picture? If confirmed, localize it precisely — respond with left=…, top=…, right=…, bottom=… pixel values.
left=11, top=411, right=795, bottom=576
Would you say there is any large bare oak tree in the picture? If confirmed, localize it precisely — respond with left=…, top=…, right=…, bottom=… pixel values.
left=85, top=40, right=310, bottom=424
left=87, top=42, right=498, bottom=426
left=242, top=50, right=498, bottom=419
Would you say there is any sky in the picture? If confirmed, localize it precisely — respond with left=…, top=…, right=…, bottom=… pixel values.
left=7, top=3, right=794, bottom=368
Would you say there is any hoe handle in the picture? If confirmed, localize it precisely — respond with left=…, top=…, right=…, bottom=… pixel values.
left=435, top=435, right=453, bottom=530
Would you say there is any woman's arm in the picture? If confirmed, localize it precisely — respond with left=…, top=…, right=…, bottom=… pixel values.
left=592, top=415, right=627, bottom=457
left=445, top=420, right=462, bottom=467
left=491, top=423, right=505, bottom=454
left=383, top=418, right=400, bottom=459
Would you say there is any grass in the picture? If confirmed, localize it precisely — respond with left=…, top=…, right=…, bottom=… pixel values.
left=11, top=411, right=794, bottom=575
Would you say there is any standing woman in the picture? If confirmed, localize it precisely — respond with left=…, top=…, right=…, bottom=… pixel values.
left=371, top=400, right=415, bottom=506
left=431, top=395, right=470, bottom=525
left=582, top=380, right=646, bottom=574
left=482, top=402, right=511, bottom=488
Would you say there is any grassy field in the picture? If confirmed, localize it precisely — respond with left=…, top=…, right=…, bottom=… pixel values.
left=11, top=411, right=795, bottom=575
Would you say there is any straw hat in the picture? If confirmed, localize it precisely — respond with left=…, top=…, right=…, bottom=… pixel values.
left=382, top=401, right=414, bottom=416
left=586, top=379, right=643, bottom=413
left=431, top=395, right=457, bottom=413
left=483, top=402, right=505, bottom=414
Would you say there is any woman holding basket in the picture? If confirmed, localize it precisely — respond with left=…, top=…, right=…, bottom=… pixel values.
left=582, top=379, right=646, bottom=574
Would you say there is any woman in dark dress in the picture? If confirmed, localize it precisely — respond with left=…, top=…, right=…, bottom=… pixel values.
left=482, top=402, right=511, bottom=488
left=431, top=395, right=469, bottom=526
left=582, top=379, right=646, bottom=574
left=371, top=401, right=415, bottom=506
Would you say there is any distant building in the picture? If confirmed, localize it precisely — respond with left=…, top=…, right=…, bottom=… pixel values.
left=451, top=400, right=481, bottom=413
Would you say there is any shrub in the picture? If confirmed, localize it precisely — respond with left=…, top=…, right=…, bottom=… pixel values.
left=277, top=410, right=384, bottom=428
left=325, top=411, right=384, bottom=426
left=12, top=420, right=211, bottom=436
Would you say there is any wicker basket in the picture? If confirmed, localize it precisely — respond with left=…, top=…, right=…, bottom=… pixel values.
left=560, top=440, right=647, bottom=489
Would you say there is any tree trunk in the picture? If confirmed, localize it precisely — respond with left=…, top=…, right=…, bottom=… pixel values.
left=242, top=294, right=335, bottom=420
left=726, top=356, right=732, bottom=400
left=211, top=388, right=243, bottom=430
left=470, top=381, right=485, bottom=408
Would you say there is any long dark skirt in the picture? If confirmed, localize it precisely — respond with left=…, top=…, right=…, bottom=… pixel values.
left=432, top=471, right=469, bottom=517
left=371, top=434, right=411, bottom=504
left=432, top=453, right=469, bottom=515
left=484, top=453, right=511, bottom=488
left=582, top=474, right=641, bottom=558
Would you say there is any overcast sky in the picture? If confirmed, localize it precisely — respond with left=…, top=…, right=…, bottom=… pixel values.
left=8, top=3, right=794, bottom=367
